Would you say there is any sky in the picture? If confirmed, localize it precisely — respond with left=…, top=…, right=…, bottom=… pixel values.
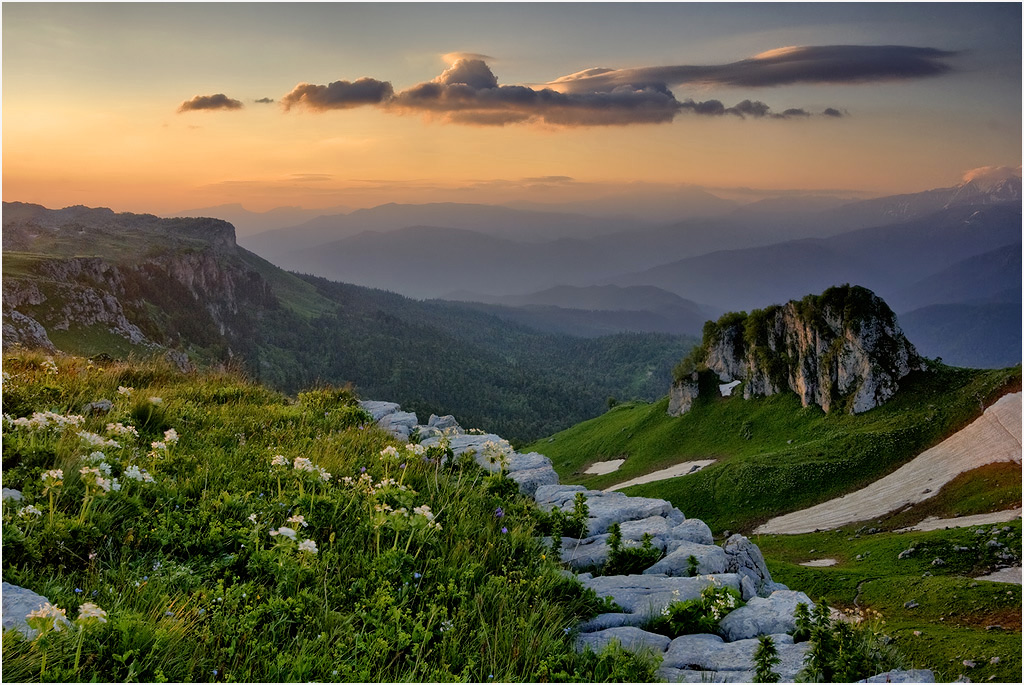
left=2, top=2, right=1021, bottom=213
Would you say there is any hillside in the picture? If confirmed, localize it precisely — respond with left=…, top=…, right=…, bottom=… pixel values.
left=528, top=363, right=1020, bottom=534
left=1, top=202, right=695, bottom=443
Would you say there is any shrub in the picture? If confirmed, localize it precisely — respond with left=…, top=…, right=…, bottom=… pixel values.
left=646, top=582, right=744, bottom=638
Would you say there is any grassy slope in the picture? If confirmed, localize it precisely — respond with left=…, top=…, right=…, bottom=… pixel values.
left=1, top=351, right=656, bottom=683
left=756, top=522, right=1021, bottom=683
left=528, top=364, right=1021, bottom=533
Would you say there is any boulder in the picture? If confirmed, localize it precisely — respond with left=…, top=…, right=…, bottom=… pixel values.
left=643, top=542, right=729, bottom=576
left=575, top=626, right=671, bottom=655
left=578, top=492, right=679, bottom=535
left=662, top=632, right=808, bottom=680
left=717, top=590, right=814, bottom=641
left=358, top=400, right=401, bottom=421
left=559, top=534, right=612, bottom=570
left=580, top=574, right=743, bottom=619
left=378, top=411, right=418, bottom=440
left=2, top=582, right=70, bottom=639
left=858, top=670, right=936, bottom=683
left=619, top=515, right=677, bottom=541
left=658, top=667, right=757, bottom=683
left=427, top=414, right=462, bottom=432
left=723, top=534, right=776, bottom=596
left=507, top=466, right=559, bottom=497
left=667, top=519, right=714, bottom=546
left=577, top=612, right=644, bottom=633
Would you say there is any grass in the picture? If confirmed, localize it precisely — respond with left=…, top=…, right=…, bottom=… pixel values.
left=45, top=325, right=150, bottom=360
left=528, top=364, right=1020, bottom=533
left=1, top=351, right=659, bottom=682
left=756, top=522, right=1022, bottom=683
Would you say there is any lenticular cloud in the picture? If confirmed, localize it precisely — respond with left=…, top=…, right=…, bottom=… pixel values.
left=278, top=44, right=956, bottom=127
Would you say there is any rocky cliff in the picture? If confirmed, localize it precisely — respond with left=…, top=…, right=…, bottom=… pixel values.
left=2, top=203, right=277, bottom=363
left=670, top=285, right=923, bottom=416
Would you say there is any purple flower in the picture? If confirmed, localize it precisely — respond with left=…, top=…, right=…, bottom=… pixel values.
left=494, top=507, right=504, bottom=518
left=360, top=466, right=366, bottom=473
left=400, top=462, right=406, bottom=469
left=501, top=527, right=508, bottom=534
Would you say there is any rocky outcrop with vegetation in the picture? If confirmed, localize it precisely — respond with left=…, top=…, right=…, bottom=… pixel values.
left=670, top=285, right=923, bottom=416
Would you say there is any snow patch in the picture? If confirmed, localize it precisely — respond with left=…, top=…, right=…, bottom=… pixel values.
left=800, top=558, right=838, bottom=567
left=605, top=459, right=716, bottom=491
left=719, top=380, right=741, bottom=397
left=584, top=458, right=626, bottom=475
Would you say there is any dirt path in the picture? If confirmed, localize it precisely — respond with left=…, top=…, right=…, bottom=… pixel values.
left=754, top=392, right=1021, bottom=535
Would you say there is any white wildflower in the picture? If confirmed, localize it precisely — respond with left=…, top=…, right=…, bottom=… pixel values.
left=269, top=526, right=297, bottom=540
left=151, top=441, right=167, bottom=451
left=26, top=603, right=67, bottom=632
left=298, top=539, right=318, bottom=554
left=287, top=514, right=308, bottom=528
left=271, top=454, right=289, bottom=467
left=247, top=513, right=258, bottom=524
left=293, top=457, right=315, bottom=473
left=42, top=469, right=64, bottom=485
left=41, top=358, right=58, bottom=375
left=163, top=428, right=179, bottom=444
left=19, top=505, right=43, bottom=518
left=316, top=466, right=331, bottom=482
left=413, top=504, right=435, bottom=521
left=379, top=446, right=399, bottom=459
left=76, top=602, right=108, bottom=624
left=124, top=465, right=155, bottom=483
left=106, top=422, right=139, bottom=438
left=78, top=431, right=119, bottom=449
left=117, top=386, right=133, bottom=396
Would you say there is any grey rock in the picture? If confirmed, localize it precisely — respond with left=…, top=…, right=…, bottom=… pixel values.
left=2, top=582, right=70, bottom=638
left=659, top=668, right=758, bottom=683
left=504, top=452, right=553, bottom=473
left=534, top=484, right=598, bottom=510
left=898, top=548, right=914, bottom=559
left=2, top=488, right=23, bottom=502
left=667, top=519, right=714, bottom=546
left=378, top=411, right=419, bottom=440
left=577, top=612, right=642, bottom=633
left=427, top=414, right=461, bottom=432
left=723, top=534, right=775, bottom=596
left=358, top=400, right=401, bottom=421
left=618, top=515, right=676, bottom=541
left=644, top=542, right=728, bottom=576
left=718, top=590, right=814, bottom=641
left=663, top=632, right=807, bottom=680
left=560, top=535, right=612, bottom=570
left=576, top=626, right=671, bottom=654
left=931, top=558, right=946, bottom=566
left=858, top=669, right=936, bottom=683
left=739, top=576, right=758, bottom=601
left=82, top=398, right=113, bottom=414
left=580, top=574, right=743, bottom=619
left=668, top=373, right=700, bottom=417
left=904, top=600, right=919, bottom=609
left=578, top=492, right=678, bottom=535
left=507, top=466, right=559, bottom=497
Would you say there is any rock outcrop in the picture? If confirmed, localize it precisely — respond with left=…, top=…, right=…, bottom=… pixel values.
left=361, top=398, right=933, bottom=683
left=669, top=285, right=922, bottom=416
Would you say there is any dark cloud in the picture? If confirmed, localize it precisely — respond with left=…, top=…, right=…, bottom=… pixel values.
left=178, top=93, right=243, bottom=113
left=281, top=78, right=394, bottom=111
left=255, top=97, right=275, bottom=104
left=551, top=45, right=956, bottom=92
left=822, top=107, right=845, bottom=117
left=280, top=48, right=900, bottom=126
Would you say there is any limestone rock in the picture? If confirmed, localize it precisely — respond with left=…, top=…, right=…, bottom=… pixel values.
left=427, top=414, right=462, bottom=432
left=643, top=542, right=728, bottom=576
left=577, top=612, right=644, bottom=633
left=358, top=400, right=401, bottom=421
left=667, top=519, right=714, bottom=546
left=717, top=590, right=814, bottom=641
left=662, top=632, right=808, bottom=680
left=507, top=465, right=559, bottom=497
left=575, top=626, right=671, bottom=655
left=580, top=574, right=743, bottom=619
left=858, top=670, right=936, bottom=683
left=723, top=534, right=777, bottom=596
left=668, top=373, right=700, bottom=417
left=378, top=411, right=418, bottom=440
left=2, top=582, right=70, bottom=639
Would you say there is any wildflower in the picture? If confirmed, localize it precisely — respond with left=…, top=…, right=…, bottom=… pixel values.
left=317, top=466, right=331, bottom=482
left=76, top=602, right=107, bottom=624
left=379, top=446, right=399, bottom=459
left=42, top=469, right=64, bottom=486
left=26, top=603, right=68, bottom=632
left=151, top=441, right=167, bottom=451
left=79, top=431, right=119, bottom=448
left=106, top=422, right=139, bottom=438
left=441, top=619, right=453, bottom=632
left=293, top=457, right=315, bottom=472
left=247, top=513, right=257, bottom=524
left=42, top=358, right=58, bottom=375
left=269, top=526, right=297, bottom=540
left=271, top=454, right=288, bottom=467
left=19, top=505, right=43, bottom=518
left=501, top=527, right=508, bottom=534
left=298, top=539, right=318, bottom=554
left=360, top=466, right=367, bottom=473
left=494, top=507, right=504, bottom=518
left=75, top=588, right=83, bottom=594
left=124, top=465, right=155, bottom=483
left=287, top=514, right=308, bottom=528
left=163, top=428, right=179, bottom=444
left=117, top=386, right=133, bottom=396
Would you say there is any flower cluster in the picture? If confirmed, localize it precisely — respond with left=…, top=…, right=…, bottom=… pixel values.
left=79, top=466, right=121, bottom=494
left=41, top=469, right=64, bottom=489
left=26, top=603, right=68, bottom=633
left=76, top=602, right=108, bottom=625
left=7, top=411, right=85, bottom=432
left=269, top=520, right=318, bottom=555
left=19, top=504, right=43, bottom=519
left=41, top=358, right=58, bottom=375
left=124, top=465, right=156, bottom=483
left=78, top=431, right=120, bottom=449
left=105, top=422, right=139, bottom=438
left=117, top=385, right=133, bottom=396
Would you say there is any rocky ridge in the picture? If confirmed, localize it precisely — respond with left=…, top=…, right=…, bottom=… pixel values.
left=359, top=399, right=935, bottom=683
left=670, top=285, right=923, bottom=417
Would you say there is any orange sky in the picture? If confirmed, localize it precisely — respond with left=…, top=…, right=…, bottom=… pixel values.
left=3, top=3, right=1020, bottom=213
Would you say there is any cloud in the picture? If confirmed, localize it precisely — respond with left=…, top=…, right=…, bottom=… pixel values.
left=178, top=93, right=243, bottom=113
left=255, top=97, right=275, bottom=104
left=550, top=44, right=956, bottom=92
left=281, top=44, right=951, bottom=126
left=281, top=77, right=394, bottom=111
left=442, top=51, right=495, bottom=65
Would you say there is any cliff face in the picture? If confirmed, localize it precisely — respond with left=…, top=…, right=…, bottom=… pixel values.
left=2, top=204, right=277, bottom=362
left=670, top=285, right=923, bottom=416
